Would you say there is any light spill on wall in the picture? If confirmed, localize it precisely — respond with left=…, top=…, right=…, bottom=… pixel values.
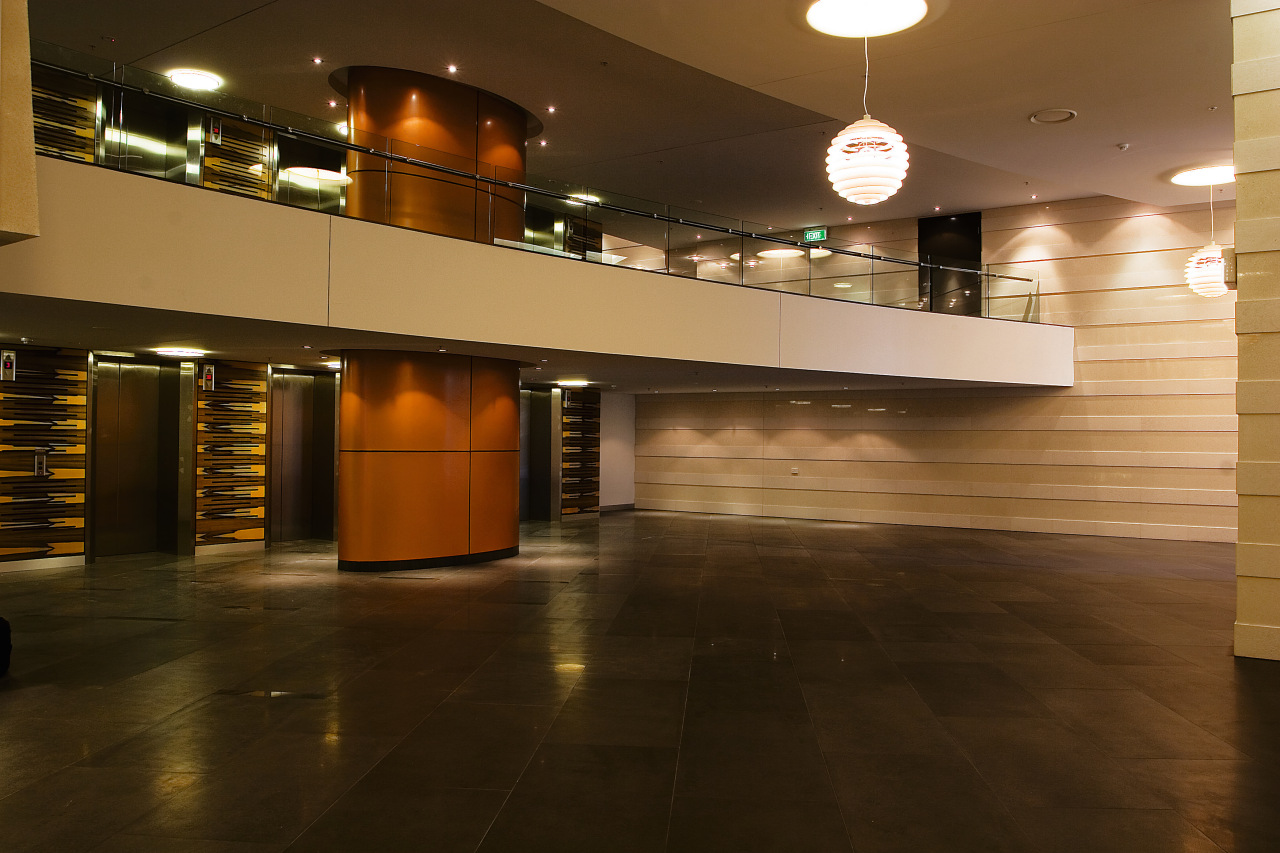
left=635, top=197, right=1238, bottom=542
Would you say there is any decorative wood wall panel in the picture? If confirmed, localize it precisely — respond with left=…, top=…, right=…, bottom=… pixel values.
left=636, top=197, right=1239, bottom=542
left=561, top=389, right=600, bottom=515
left=202, top=118, right=272, bottom=199
left=0, top=349, right=87, bottom=561
left=195, top=360, right=266, bottom=547
left=30, top=67, right=96, bottom=163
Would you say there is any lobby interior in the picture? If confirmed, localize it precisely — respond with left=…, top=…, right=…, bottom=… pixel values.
left=2, top=0, right=1280, bottom=851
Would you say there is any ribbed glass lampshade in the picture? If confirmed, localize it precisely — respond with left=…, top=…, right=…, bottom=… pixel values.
left=826, top=115, right=909, bottom=205
left=1185, top=243, right=1228, bottom=298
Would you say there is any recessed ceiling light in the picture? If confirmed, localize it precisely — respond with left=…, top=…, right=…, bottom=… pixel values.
left=1029, top=108, right=1077, bottom=125
left=447, top=64, right=458, bottom=73
left=810, top=248, right=832, bottom=259
left=312, top=57, right=323, bottom=64
left=548, top=106, right=556, bottom=112
left=336, top=122, right=348, bottom=135
left=167, top=69, right=222, bottom=90
left=758, top=248, right=806, bottom=259
left=327, top=99, right=338, bottom=108
left=806, top=0, right=928, bottom=37
left=539, top=140, right=547, bottom=146
left=94, top=350, right=135, bottom=358
left=557, top=380, right=589, bottom=387
left=154, top=347, right=207, bottom=358
left=834, top=282, right=853, bottom=288
left=1171, top=165, right=1235, bottom=186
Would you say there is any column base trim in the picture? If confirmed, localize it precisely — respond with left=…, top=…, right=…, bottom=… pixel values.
left=339, top=546, right=519, bottom=572
left=1235, top=621, right=1280, bottom=660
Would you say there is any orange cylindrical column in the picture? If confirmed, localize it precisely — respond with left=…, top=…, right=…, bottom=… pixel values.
left=337, top=66, right=536, bottom=244
left=337, top=350, right=519, bottom=571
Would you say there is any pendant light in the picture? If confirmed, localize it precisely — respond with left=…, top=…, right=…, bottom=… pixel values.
left=826, top=38, right=909, bottom=205
left=1185, top=185, right=1227, bottom=298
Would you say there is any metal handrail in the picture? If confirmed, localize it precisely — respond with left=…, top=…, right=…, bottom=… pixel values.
left=33, top=56, right=1040, bottom=286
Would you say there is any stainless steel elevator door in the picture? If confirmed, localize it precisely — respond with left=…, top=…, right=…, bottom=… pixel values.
left=93, top=361, right=162, bottom=557
left=269, top=371, right=337, bottom=543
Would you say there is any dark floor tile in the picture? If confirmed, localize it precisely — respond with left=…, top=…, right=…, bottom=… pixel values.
left=678, top=731, right=834, bottom=801
left=381, top=701, right=558, bottom=790
left=827, top=752, right=1037, bottom=853
left=936, top=612, right=1055, bottom=644
left=576, top=635, right=693, bottom=680
left=788, top=639, right=904, bottom=687
left=942, top=716, right=1170, bottom=809
left=1034, top=688, right=1242, bottom=759
left=476, top=743, right=676, bottom=853
left=1011, top=807, right=1224, bottom=853
left=545, top=676, right=686, bottom=748
left=666, top=796, right=854, bottom=853
left=1117, top=757, right=1280, bottom=851
left=979, top=642, right=1129, bottom=689
left=122, top=732, right=395, bottom=844
left=0, top=766, right=199, bottom=853
left=284, top=776, right=506, bottom=853
left=1070, top=643, right=1187, bottom=665
left=897, top=661, right=1053, bottom=718
left=879, top=640, right=987, bottom=662
left=93, top=838, right=285, bottom=853
left=804, top=683, right=958, bottom=755
left=777, top=609, right=873, bottom=641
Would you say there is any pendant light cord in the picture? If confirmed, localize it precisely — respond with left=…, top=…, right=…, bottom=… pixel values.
left=1208, top=185, right=1215, bottom=243
left=863, top=37, right=870, bottom=115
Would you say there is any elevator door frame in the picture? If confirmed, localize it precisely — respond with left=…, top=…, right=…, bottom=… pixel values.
left=87, top=356, right=188, bottom=561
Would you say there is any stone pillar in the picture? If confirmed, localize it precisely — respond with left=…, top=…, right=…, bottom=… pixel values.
left=0, top=0, right=39, bottom=244
left=337, top=350, right=520, bottom=571
left=1233, top=0, right=1280, bottom=658
left=334, top=66, right=537, bottom=244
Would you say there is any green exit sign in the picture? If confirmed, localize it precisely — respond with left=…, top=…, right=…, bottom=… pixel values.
left=803, top=228, right=827, bottom=242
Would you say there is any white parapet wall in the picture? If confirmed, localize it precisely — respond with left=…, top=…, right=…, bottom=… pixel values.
left=2, top=157, right=1073, bottom=387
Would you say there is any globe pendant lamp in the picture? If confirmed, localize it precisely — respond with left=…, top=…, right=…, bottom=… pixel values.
left=1185, top=244, right=1227, bottom=298
left=1185, top=185, right=1228, bottom=298
left=826, top=38, right=908, bottom=205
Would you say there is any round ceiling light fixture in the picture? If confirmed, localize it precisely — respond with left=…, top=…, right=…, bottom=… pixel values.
left=758, top=248, right=807, bottom=259
left=166, top=69, right=223, bottom=90
left=1171, top=165, right=1235, bottom=186
left=810, top=248, right=832, bottom=259
left=827, top=116, right=909, bottom=204
left=1029, top=108, right=1077, bottom=125
left=806, top=0, right=928, bottom=37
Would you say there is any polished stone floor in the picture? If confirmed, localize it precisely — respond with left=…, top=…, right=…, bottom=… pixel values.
left=1, top=510, right=1277, bottom=852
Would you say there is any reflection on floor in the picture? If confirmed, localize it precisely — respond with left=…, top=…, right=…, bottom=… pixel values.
left=0, top=510, right=1275, bottom=852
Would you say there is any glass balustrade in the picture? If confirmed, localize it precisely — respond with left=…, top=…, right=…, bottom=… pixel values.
left=27, top=40, right=1041, bottom=323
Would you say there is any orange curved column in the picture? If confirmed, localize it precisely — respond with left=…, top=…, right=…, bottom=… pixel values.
left=339, top=66, right=534, bottom=243
left=338, top=350, right=519, bottom=571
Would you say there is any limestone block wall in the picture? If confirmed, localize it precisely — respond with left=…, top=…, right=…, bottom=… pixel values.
left=636, top=196, right=1238, bottom=542
left=1232, top=0, right=1280, bottom=657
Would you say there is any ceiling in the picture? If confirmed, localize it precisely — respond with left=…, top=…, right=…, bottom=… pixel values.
left=27, top=0, right=1235, bottom=227
left=18, top=0, right=1235, bottom=391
